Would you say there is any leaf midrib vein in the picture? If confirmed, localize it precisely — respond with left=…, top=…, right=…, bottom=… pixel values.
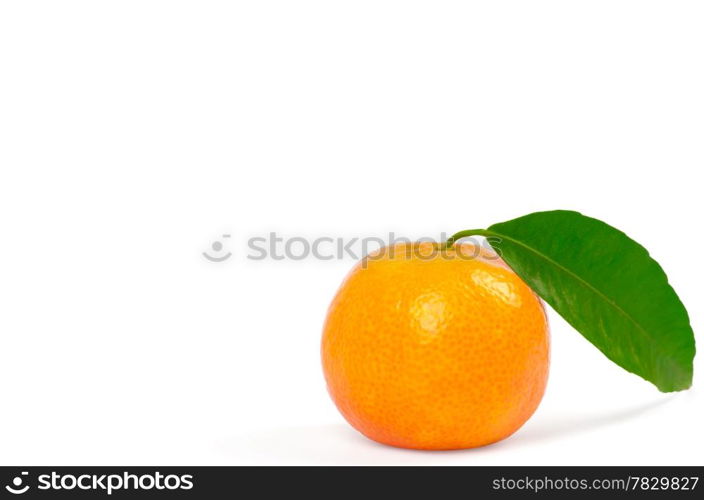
left=488, top=229, right=657, bottom=345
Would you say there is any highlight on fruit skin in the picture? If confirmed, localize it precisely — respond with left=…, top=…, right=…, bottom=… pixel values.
left=321, top=242, right=549, bottom=450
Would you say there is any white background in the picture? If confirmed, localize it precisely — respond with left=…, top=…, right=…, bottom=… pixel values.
left=1, top=1, right=702, bottom=465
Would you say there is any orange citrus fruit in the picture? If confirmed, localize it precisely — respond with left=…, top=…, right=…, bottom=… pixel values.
left=321, top=242, right=549, bottom=450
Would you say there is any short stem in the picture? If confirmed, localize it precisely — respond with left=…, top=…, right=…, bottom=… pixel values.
left=443, top=228, right=493, bottom=249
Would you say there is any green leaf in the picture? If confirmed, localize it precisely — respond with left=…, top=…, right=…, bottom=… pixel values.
left=452, top=210, right=695, bottom=392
